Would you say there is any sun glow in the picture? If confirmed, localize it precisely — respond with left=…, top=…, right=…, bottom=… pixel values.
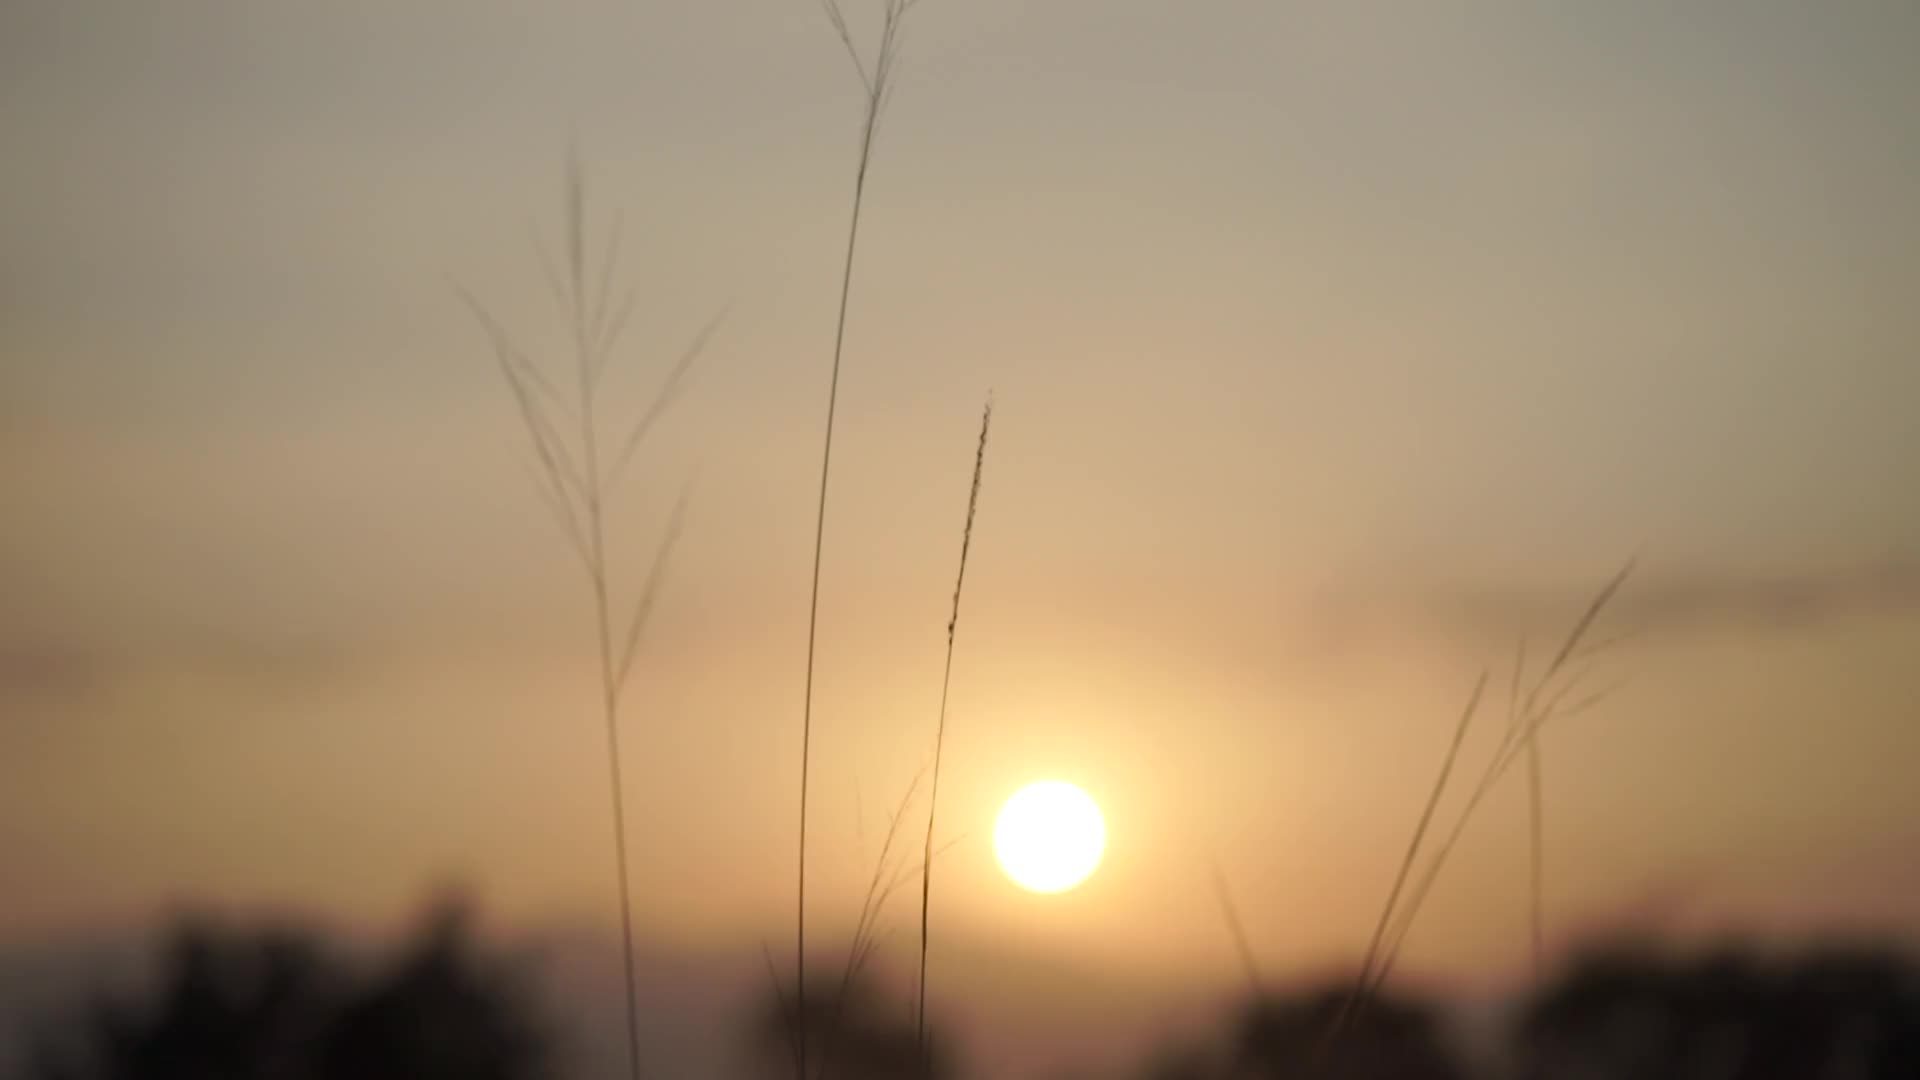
left=993, top=781, right=1106, bottom=894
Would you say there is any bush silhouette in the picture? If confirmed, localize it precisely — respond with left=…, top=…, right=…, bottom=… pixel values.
left=29, top=896, right=550, bottom=1080
left=1517, top=941, right=1920, bottom=1080
left=1229, top=985, right=1467, bottom=1080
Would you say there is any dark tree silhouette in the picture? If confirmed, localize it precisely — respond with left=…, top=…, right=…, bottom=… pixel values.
left=1517, top=941, right=1920, bottom=1080
left=28, top=922, right=344, bottom=1080
left=28, top=896, right=551, bottom=1080
left=321, top=901, right=550, bottom=1080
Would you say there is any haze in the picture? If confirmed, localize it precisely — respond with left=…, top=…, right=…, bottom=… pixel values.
left=4, top=1, right=1918, bottom=1074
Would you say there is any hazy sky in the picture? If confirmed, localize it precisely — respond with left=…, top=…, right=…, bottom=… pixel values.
left=4, top=0, right=1919, bottom=1028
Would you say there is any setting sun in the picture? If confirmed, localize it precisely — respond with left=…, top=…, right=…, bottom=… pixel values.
left=993, top=781, right=1107, bottom=894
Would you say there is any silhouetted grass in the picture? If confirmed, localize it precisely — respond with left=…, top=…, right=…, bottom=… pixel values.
left=1320, top=561, right=1635, bottom=1060
left=917, top=397, right=994, bottom=1068
left=797, top=4, right=930, bottom=1077
left=456, top=156, right=722, bottom=1080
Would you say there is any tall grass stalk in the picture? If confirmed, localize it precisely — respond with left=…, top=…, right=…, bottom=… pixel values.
left=1371, top=562, right=1633, bottom=977
left=797, top=4, right=928, bottom=1075
left=1514, top=558, right=1636, bottom=987
left=1322, top=560, right=1634, bottom=1058
left=916, top=397, right=994, bottom=1066
left=456, top=157, right=720, bottom=1080
left=1316, top=672, right=1487, bottom=1064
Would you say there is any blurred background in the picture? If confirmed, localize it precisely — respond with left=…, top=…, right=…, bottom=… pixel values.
left=4, top=1, right=1917, bottom=1076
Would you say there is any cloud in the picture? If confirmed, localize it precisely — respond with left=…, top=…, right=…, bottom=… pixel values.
left=0, top=634, right=364, bottom=706
left=1334, top=560, right=1920, bottom=652
left=1618, top=562, right=1920, bottom=633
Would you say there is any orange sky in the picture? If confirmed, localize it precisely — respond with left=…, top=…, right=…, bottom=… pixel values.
left=4, top=0, right=1919, bottom=1003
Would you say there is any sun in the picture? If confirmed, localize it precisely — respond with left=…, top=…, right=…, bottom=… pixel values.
left=993, top=780, right=1106, bottom=894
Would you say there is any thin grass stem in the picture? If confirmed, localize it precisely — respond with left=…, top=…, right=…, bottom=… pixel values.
left=456, top=160, right=719, bottom=1080
left=796, top=5, right=928, bottom=1076
left=917, top=397, right=993, bottom=1068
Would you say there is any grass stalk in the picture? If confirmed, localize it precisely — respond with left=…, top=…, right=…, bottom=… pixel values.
left=1317, top=672, right=1487, bottom=1061
left=457, top=156, right=719, bottom=1080
left=1321, top=560, right=1634, bottom=1060
left=916, top=397, right=994, bottom=1067
left=796, top=4, right=928, bottom=1075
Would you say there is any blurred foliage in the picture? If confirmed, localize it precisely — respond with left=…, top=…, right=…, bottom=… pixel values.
left=747, top=969, right=957, bottom=1080
left=1228, top=985, right=1466, bottom=1080
left=28, top=894, right=549, bottom=1080
left=27, top=909, right=1920, bottom=1079
left=1517, top=941, right=1920, bottom=1080
left=1137, top=940, right=1920, bottom=1080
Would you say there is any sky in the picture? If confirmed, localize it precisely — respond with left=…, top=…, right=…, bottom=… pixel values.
left=3, top=0, right=1919, bottom=1069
